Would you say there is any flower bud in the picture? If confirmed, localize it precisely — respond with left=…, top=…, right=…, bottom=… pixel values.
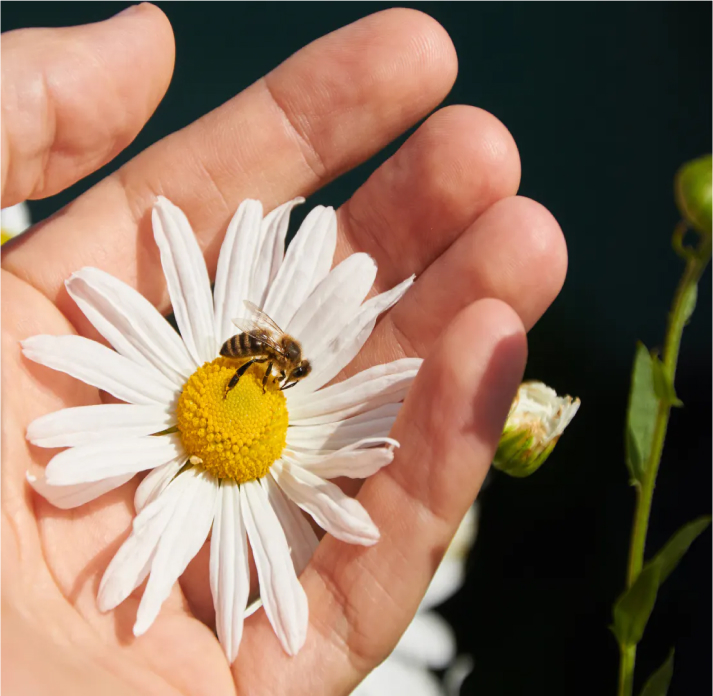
left=675, top=154, right=712, bottom=238
left=493, top=381, right=580, bottom=478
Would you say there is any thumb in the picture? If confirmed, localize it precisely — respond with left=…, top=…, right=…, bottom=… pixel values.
left=1, top=3, right=174, bottom=205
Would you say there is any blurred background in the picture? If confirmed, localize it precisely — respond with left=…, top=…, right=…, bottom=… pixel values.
left=3, top=3, right=711, bottom=694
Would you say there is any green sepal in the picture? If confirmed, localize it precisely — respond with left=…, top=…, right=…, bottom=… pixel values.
left=651, top=357, right=683, bottom=407
left=612, top=562, right=661, bottom=647
left=625, top=344, right=659, bottom=483
left=639, top=649, right=675, bottom=696
left=492, top=428, right=554, bottom=478
left=649, top=516, right=711, bottom=585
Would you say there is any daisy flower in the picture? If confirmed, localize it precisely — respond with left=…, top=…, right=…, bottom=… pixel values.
left=354, top=506, right=478, bottom=696
left=23, top=196, right=419, bottom=661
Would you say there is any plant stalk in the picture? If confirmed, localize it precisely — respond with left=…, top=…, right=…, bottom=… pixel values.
left=617, top=236, right=710, bottom=696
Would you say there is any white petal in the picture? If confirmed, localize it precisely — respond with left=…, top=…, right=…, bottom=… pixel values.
left=21, top=335, right=177, bottom=406
left=288, top=358, right=421, bottom=424
left=447, top=504, right=479, bottom=561
left=249, top=198, right=304, bottom=308
left=394, top=611, right=456, bottom=669
left=286, top=253, right=376, bottom=358
left=264, top=473, right=318, bottom=575
left=213, top=199, right=263, bottom=344
left=241, top=479, right=308, bottom=656
left=286, top=404, right=400, bottom=451
left=134, top=456, right=186, bottom=513
left=262, top=206, right=337, bottom=329
left=209, top=481, right=250, bottom=662
left=420, top=559, right=465, bottom=612
left=285, top=441, right=396, bottom=480
left=98, top=470, right=191, bottom=612
left=244, top=598, right=263, bottom=619
left=66, top=267, right=195, bottom=385
left=44, top=434, right=183, bottom=485
left=27, top=404, right=174, bottom=448
left=272, top=460, right=379, bottom=546
left=293, top=275, right=415, bottom=395
left=444, top=656, right=475, bottom=696
left=26, top=470, right=133, bottom=510
left=354, top=655, right=445, bottom=696
left=420, top=505, right=478, bottom=610
left=152, top=197, right=217, bottom=364
left=1, top=202, right=31, bottom=235
left=134, top=468, right=218, bottom=636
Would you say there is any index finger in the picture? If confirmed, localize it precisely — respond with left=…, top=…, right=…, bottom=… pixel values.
left=3, top=9, right=458, bottom=315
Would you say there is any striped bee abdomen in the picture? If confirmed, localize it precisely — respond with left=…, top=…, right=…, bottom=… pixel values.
left=220, top=331, right=268, bottom=358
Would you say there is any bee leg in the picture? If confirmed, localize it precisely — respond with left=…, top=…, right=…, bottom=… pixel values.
left=224, top=358, right=257, bottom=398
left=278, top=370, right=286, bottom=387
left=280, top=381, right=298, bottom=391
left=262, top=361, right=273, bottom=393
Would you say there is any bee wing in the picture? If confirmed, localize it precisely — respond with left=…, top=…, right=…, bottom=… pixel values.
left=242, top=300, right=286, bottom=335
left=231, top=302, right=288, bottom=356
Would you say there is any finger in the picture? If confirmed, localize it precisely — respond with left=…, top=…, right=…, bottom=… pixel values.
left=2, top=9, right=458, bottom=311
left=344, top=195, right=567, bottom=378
left=394, top=196, right=568, bottom=338
left=1, top=4, right=175, bottom=205
left=234, top=299, right=527, bottom=694
left=336, top=104, right=521, bottom=290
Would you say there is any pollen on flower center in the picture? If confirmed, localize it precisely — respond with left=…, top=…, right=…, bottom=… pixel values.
left=176, top=358, right=288, bottom=483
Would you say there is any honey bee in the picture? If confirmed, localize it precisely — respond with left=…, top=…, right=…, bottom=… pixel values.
left=220, top=301, right=312, bottom=397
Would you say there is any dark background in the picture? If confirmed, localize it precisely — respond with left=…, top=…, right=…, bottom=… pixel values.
left=3, top=3, right=711, bottom=694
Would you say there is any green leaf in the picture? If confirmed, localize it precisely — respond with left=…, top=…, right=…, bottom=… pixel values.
left=651, top=357, right=683, bottom=407
left=612, top=562, right=661, bottom=646
left=639, top=649, right=675, bottom=696
left=625, top=344, right=659, bottom=483
left=650, top=516, right=711, bottom=585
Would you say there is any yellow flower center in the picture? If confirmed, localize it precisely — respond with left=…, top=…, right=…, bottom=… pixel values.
left=176, top=358, right=288, bottom=483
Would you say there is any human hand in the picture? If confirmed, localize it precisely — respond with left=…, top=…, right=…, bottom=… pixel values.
left=1, top=5, right=566, bottom=695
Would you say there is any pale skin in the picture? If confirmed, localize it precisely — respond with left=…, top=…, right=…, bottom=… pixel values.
left=1, top=5, right=567, bottom=695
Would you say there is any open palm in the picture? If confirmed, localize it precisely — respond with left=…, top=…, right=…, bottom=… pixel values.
left=1, top=6, right=566, bottom=695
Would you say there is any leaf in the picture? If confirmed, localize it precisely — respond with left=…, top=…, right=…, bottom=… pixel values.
left=651, top=357, right=683, bottom=407
left=650, top=516, right=711, bottom=585
left=625, top=344, right=659, bottom=483
left=612, top=562, right=661, bottom=646
left=639, top=649, right=675, bottom=696
left=612, top=519, right=710, bottom=651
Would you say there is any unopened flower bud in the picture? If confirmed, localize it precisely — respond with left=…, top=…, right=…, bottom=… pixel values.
left=675, top=154, right=712, bottom=238
left=493, top=381, right=580, bottom=478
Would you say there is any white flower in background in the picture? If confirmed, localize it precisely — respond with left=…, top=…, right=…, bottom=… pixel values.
left=493, top=381, right=580, bottom=478
left=23, top=196, right=419, bottom=661
left=353, top=506, right=478, bottom=696
left=1, top=201, right=31, bottom=243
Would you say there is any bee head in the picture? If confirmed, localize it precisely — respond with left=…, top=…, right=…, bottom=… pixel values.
left=288, top=360, right=311, bottom=382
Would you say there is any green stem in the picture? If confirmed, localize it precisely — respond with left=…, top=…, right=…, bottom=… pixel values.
left=619, top=645, right=635, bottom=696
left=617, top=231, right=710, bottom=696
